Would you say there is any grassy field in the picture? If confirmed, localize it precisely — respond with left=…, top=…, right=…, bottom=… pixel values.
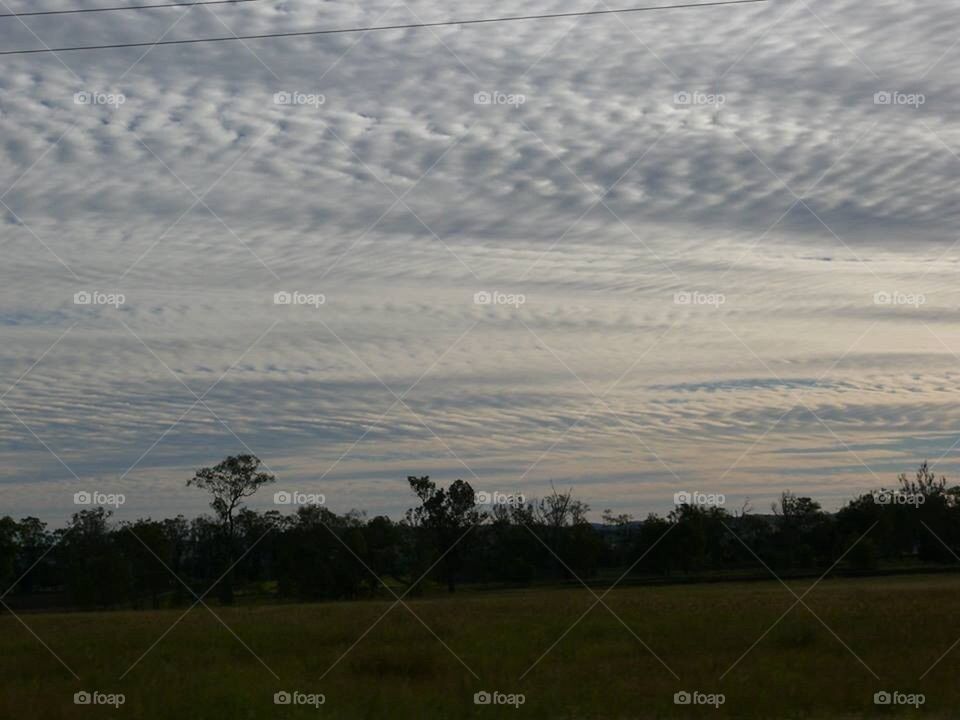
left=2, top=573, right=958, bottom=718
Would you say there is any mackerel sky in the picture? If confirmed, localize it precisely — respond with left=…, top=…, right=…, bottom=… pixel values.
left=1, top=0, right=958, bottom=523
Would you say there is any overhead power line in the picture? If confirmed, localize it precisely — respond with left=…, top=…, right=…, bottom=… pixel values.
left=0, top=0, right=259, bottom=19
left=0, top=0, right=767, bottom=56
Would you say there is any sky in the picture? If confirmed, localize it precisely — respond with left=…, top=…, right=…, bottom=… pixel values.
left=1, top=0, right=959, bottom=525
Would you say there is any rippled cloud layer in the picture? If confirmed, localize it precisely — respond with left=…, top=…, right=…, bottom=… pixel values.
left=2, top=0, right=959, bottom=522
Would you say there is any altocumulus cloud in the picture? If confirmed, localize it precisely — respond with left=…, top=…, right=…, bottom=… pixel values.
left=1, top=0, right=960, bottom=523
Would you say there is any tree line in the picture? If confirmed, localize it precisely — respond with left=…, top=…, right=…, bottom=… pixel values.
left=2, top=456, right=959, bottom=611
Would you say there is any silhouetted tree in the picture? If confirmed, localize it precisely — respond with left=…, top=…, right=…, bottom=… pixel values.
left=117, top=519, right=174, bottom=609
left=9, top=460, right=960, bottom=612
left=406, top=476, right=483, bottom=592
left=13, top=517, right=51, bottom=596
left=772, top=492, right=831, bottom=568
left=187, top=454, right=275, bottom=603
left=533, top=484, right=595, bottom=578
left=60, top=508, right=128, bottom=608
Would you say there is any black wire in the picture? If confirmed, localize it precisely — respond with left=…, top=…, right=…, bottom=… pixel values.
left=0, top=0, right=768, bottom=56
left=0, top=0, right=260, bottom=19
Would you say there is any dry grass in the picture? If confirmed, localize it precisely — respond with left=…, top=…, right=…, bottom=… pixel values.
left=2, top=573, right=958, bottom=718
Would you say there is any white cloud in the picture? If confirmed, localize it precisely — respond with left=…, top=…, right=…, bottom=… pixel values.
left=2, top=0, right=960, bottom=523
